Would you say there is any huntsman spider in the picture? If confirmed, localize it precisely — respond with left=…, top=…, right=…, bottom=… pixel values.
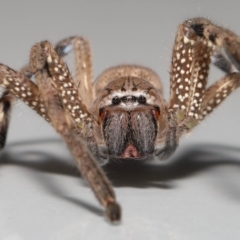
left=0, top=17, right=239, bottom=223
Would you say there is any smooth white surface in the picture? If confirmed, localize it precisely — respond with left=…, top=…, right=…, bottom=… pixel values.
left=0, top=1, right=240, bottom=239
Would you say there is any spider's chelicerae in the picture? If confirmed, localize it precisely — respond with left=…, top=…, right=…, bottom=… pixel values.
left=0, top=17, right=240, bottom=223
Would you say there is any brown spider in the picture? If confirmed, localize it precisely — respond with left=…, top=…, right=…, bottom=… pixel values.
left=0, top=17, right=240, bottom=223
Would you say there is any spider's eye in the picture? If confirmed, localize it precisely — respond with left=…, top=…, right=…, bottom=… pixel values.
left=138, top=95, right=146, bottom=104
left=122, top=96, right=127, bottom=103
left=131, top=96, right=137, bottom=102
left=112, top=96, right=121, bottom=105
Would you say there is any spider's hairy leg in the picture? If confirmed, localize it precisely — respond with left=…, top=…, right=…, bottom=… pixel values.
left=154, top=108, right=179, bottom=159
left=30, top=41, right=121, bottom=222
left=20, top=36, right=95, bottom=108
left=200, top=73, right=240, bottom=120
left=0, top=63, right=53, bottom=150
left=188, top=18, right=240, bottom=74
left=180, top=18, right=240, bottom=121
left=165, top=17, right=240, bottom=144
left=0, top=91, right=15, bottom=149
left=169, top=18, right=216, bottom=123
left=55, top=36, right=94, bottom=108
left=157, top=18, right=215, bottom=159
left=29, top=41, right=103, bottom=161
left=0, top=64, right=50, bottom=120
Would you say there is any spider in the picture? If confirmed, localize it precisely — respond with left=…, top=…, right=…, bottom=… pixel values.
left=0, top=17, right=239, bottom=223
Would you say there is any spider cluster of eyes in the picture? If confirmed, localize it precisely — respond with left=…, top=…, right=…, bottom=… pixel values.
left=111, top=95, right=146, bottom=105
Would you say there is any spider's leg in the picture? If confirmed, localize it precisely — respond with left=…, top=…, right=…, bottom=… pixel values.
left=20, top=37, right=95, bottom=108
left=0, top=63, right=55, bottom=151
left=169, top=18, right=218, bottom=124
left=0, top=64, right=50, bottom=121
left=184, top=18, right=240, bottom=121
left=200, top=73, right=240, bottom=121
left=55, top=37, right=94, bottom=108
left=0, top=91, right=15, bottom=149
left=157, top=18, right=215, bottom=159
left=210, top=27, right=240, bottom=73
left=213, top=45, right=240, bottom=73
left=161, top=17, right=240, bottom=157
left=30, top=41, right=121, bottom=223
left=0, top=50, right=29, bottom=144
left=29, top=41, right=102, bottom=160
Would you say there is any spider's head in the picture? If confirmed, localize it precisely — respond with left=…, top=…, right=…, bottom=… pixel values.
left=92, top=76, right=167, bottom=162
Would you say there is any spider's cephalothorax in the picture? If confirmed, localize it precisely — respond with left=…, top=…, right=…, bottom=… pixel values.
left=0, top=18, right=240, bottom=223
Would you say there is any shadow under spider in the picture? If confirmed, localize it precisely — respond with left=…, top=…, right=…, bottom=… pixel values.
left=1, top=138, right=240, bottom=216
left=1, top=138, right=240, bottom=186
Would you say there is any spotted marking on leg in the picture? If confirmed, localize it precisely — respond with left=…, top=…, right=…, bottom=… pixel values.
left=170, top=21, right=215, bottom=122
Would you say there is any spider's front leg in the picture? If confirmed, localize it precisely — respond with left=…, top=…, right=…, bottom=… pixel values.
left=168, top=18, right=215, bottom=128
left=0, top=64, right=52, bottom=150
left=0, top=41, right=121, bottom=222
left=161, top=18, right=240, bottom=159
left=28, top=41, right=121, bottom=222
left=20, top=36, right=95, bottom=109
left=155, top=19, right=212, bottom=159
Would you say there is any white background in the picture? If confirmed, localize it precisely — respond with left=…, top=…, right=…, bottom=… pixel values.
left=0, top=1, right=240, bottom=239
